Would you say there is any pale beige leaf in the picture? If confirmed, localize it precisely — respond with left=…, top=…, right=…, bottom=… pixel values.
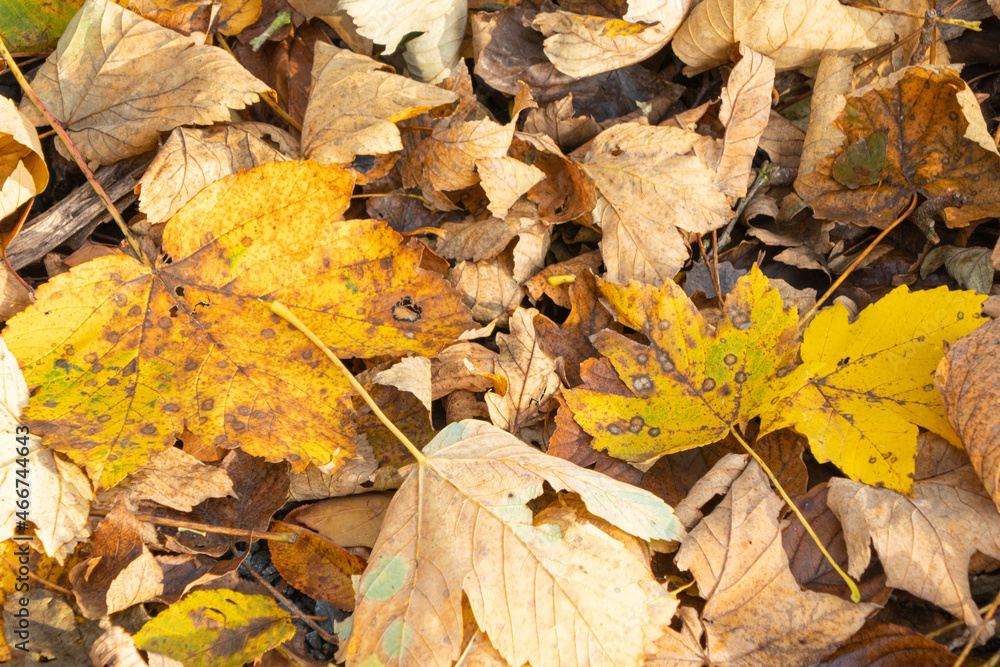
left=828, top=433, right=1000, bottom=630
left=671, top=453, right=747, bottom=529
left=344, top=419, right=685, bottom=667
left=117, top=446, right=234, bottom=512
left=139, top=123, right=295, bottom=224
left=20, top=0, right=270, bottom=166
left=671, top=0, right=895, bottom=74
left=1, top=95, right=48, bottom=220
left=715, top=45, right=775, bottom=197
left=431, top=341, right=497, bottom=399
left=303, top=43, right=459, bottom=165
left=486, top=307, right=561, bottom=434
left=449, top=257, right=525, bottom=324
left=650, top=460, right=877, bottom=666
left=799, top=53, right=854, bottom=177
left=289, top=458, right=403, bottom=500
left=338, top=0, right=464, bottom=81
left=293, top=492, right=392, bottom=549
left=579, top=123, right=731, bottom=285
left=522, top=96, right=600, bottom=152
left=475, top=157, right=545, bottom=218
left=759, top=110, right=806, bottom=171
left=374, top=356, right=433, bottom=413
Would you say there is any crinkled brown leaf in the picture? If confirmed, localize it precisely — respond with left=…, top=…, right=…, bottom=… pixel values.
left=291, top=493, right=392, bottom=550
left=818, top=623, right=955, bottom=667
left=268, top=521, right=366, bottom=611
left=115, top=446, right=234, bottom=513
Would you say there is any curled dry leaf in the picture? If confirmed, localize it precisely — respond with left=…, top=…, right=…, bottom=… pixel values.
left=762, top=285, right=986, bottom=493
left=828, top=434, right=1000, bottom=631
left=579, top=123, right=731, bottom=285
left=715, top=45, right=775, bottom=197
left=936, top=316, right=1000, bottom=512
left=671, top=0, right=894, bottom=74
left=448, top=255, right=524, bottom=324
left=475, top=157, right=545, bottom=218
left=344, top=420, right=684, bottom=667
left=19, top=0, right=270, bottom=166
left=138, top=123, right=295, bottom=225
left=0, top=94, right=48, bottom=220
left=650, top=460, right=877, bottom=666
left=302, top=43, right=459, bottom=166
left=128, top=0, right=262, bottom=37
left=114, top=446, right=234, bottom=513
left=373, top=356, right=432, bottom=413
left=4, top=161, right=473, bottom=488
left=818, top=622, right=955, bottom=667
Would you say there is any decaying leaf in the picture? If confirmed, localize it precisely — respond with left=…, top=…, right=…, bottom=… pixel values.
left=268, top=521, right=366, bottom=611
left=4, top=160, right=473, bottom=488
left=1, top=94, right=48, bottom=220
left=374, top=356, right=432, bottom=413
left=19, top=0, right=270, bottom=166
left=113, top=446, right=234, bottom=513
left=128, top=0, right=262, bottom=37
left=292, top=492, right=392, bottom=550
left=650, top=460, right=877, bottom=666
left=715, top=45, right=774, bottom=197
left=475, top=156, right=546, bottom=218
left=579, top=122, right=731, bottom=285
left=344, top=420, right=684, bottom=667
left=761, top=285, right=986, bottom=493
left=565, top=266, right=800, bottom=468
left=133, top=589, right=295, bottom=667
left=818, top=623, right=955, bottom=667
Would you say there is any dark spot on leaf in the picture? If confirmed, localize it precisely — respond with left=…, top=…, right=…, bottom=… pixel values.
left=213, top=435, right=228, bottom=445
left=105, top=331, right=120, bottom=343
left=724, top=354, right=737, bottom=366
left=657, top=321, right=669, bottom=331
left=216, top=360, right=228, bottom=369
left=44, top=399, right=58, bottom=408
left=224, top=413, right=236, bottom=423
left=158, top=317, right=173, bottom=329
left=184, top=359, right=199, bottom=371
left=261, top=328, right=275, bottom=339
left=701, top=378, right=716, bottom=392
left=241, top=236, right=252, bottom=247
left=163, top=403, right=180, bottom=413
left=140, top=424, right=158, bottom=435
left=97, top=414, right=112, bottom=423
left=175, top=286, right=185, bottom=297
left=238, top=406, right=251, bottom=416
left=393, top=296, right=423, bottom=323
left=302, top=349, right=313, bottom=359
left=107, top=378, right=120, bottom=386
left=656, top=351, right=673, bottom=372
left=54, top=358, right=71, bottom=374
left=84, top=352, right=99, bottom=363
left=648, top=427, right=660, bottom=437
left=957, top=312, right=964, bottom=320
left=924, top=384, right=934, bottom=391
left=608, top=424, right=623, bottom=435
left=122, top=358, right=138, bottom=376
left=112, top=293, right=127, bottom=307
left=628, top=416, right=644, bottom=433
left=231, top=422, right=246, bottom=432
left=735, top=371, right=748, bottom=384
left=838, top=357, right=851, bottom=367
left=636, top=353, right=648, bottom=364
left=323, top=257, right=331, bottom=269
left=632, top=375, right=654, bottom=392
left=869, top=456, right=877, bottom=464
left=201, top=399, right=215, bottom=411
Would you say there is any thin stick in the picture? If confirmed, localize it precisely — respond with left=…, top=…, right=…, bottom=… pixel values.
left=729, top=427, right=861, bottom=602
left=88, top=510, right=298, bottom=543
left=0, top=37, right=150, bottom=267
left=800, top=195, right=917, bottom=326
left=927, top=604, right=992, bottom=639
left=269, top=302, right=426, bottom=464
left=241, top=553, right=338, bottom=644
left=28, top=571, right=73, bottom=596
left=352, top=192, right=429, bottom=204
left=953, top=587, right=1000, bottom=666
left=695, top=234, right=722, bottom=300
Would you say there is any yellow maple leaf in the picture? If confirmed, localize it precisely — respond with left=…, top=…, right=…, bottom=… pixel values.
left=3, top=161, right=474, bottom=489
left=564, top=265, right=800, bottom=468
left=760, top=286, right=987, bottom=493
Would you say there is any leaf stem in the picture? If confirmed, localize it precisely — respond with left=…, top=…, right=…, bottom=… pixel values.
left=0, top=36, right=151, bottom=268
left=250, top=11, right=291, bottom=51
left=88, top=510, right=298, bottom=543
left=269, top=301, right=428, bottom=464
left=728, top=426, right=861, bottom=603
left=800, top=194, right=917, bottom=326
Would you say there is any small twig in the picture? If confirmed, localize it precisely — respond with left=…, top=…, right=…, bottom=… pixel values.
left=216, top=38, right=302, bottom=133
left=241, top=555, right=338, bottom=644
left=88, top=510, right=298, bottom=543
left=927, top=604, right=992, bottom=639
left=695, top=234, right=723, bottom=301
left=399, top=126, right=434, bottom=133
left=954, top=587, right=1000, bottom=666
left=842, top=1, right=979, bottom=29
left=909, top=9, right=940, bottom=66
left=250, top=11, right=291, bottom=51
left=0, top=37, right=150, bottom=267
left=28, top=571, right=73, bottom=596
left=351, top=192, right=429, bottom=204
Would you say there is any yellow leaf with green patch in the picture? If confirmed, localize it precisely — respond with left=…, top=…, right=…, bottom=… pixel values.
left=3, top=160, right=474, bottom=488
left=760, top=286, right=987, bottom=494
left=563, top=265, right=800, bottom=468
left=133, top=589, right=294, bottom=667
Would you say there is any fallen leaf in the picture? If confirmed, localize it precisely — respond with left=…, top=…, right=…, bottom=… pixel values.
left=155, top=554, right=243, bottom=604
left=128, top=0, right=262, bottom=36
left=430, top=341, right=497, bottom=399
left=91, top=621, right=185, bottom=667
left=1, top=94, right=48, bottom=221
left=0, top=0, right=82, bottom=52
left=671, top=0, right=894, bottom=74
left=828, top=434, right=1000, bottom=630
left=475, top=156, right=546, bottom=218
left=523, top=96, right=600, bottom=152
left=759, top=110, right=806, bottom=172
left=937, top=316, right=1000, bottom=511
left=921, top=246, right=993, bottom=294
left=797, top=66, right=1000, bottom=228
left=649, top=460, right=877, bottom=666
left=578, top=122, right=731, bottom=285
left=565, top=265, right=800, bottom=468
left=818, top=622, right=955, bottom=666
left=5, top=160, right=473, bottom=488
left=715, top=45, right=775, bottom=197
left=133, top=589, right=295, bottom=667
left=374, top=356, right=432, bottom=413
left=302, top=43, right=459, bottom=166
left=524, top=249, right=603, bottom=310
left=114, top=446, right=234, bottom=513
left=761, top=285, right=986, bottom=493
left=138, top=123, right=296, bottom=225
left=448, top=256, right=524, bottom=324
left=69, top=500, right=163, bottom=618
left=344, top=420, right=684, bottom=667
left=19, top=0, right=270, bottom=166
left=268, top=521, right=366, bottom=611
left=485, top=307, right=561, bottom=434
left=291, top=492, right=392, bottom=550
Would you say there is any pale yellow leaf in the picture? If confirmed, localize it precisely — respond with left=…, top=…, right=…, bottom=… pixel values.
left=475, top=156, right=545, bottom=218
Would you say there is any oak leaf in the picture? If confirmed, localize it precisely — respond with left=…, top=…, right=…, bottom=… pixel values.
left=578, top=123, right=731, bottom=285
left=133, top=589, right=295, bottom=667
left=18, top=0, right=270, bottom=166
left=828, top=434, right=1000, bottom=630
left=0, top=94, right=48, bottom=221
left=797, top=66, right=1000, bottom=228
left=649, top=460, right=877, bottom=666
left=565, top=266, right=800, bottom=468
left=761, top=285, right=986, bottom=493
left=4, top=160, right=474, bottom=488
left=344, top=419, right=685, bottom=667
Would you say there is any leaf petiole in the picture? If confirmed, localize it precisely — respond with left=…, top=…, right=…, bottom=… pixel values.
left=728, top=426, right=861, bottom=603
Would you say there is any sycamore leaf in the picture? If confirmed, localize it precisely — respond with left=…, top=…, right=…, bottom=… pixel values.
left=18, top=0, right=270, bottom=166
left=828, top=434, right=1000, bottom=630
left=344, top=420, right=684, bottom=667
left=564, top=265, right=800, bottom=469
left=671, top=0, right=894, bottom=74
left=760, top=285, right=986, bottom=494
left=578, top=122, right=731, bottom=285
left=138, top=123, right=296, bottom=225
left=475, top=156, right=546, bottom=218
left=133, top=589, right=295, bottom=667
left=0, top=95, right=48, bottom=220
left=797, top=66, right=1000, bottom=228
left=3, top=160, right=474, bottom=488
left=649, top=460, right=877, bottom=666
left=302, top=43, right=460, bottom=166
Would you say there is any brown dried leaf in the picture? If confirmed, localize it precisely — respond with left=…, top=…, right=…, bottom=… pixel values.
left=291, top=492, right=392, bottom=550
left=715, top=45, right=775, bottom=197
left=431, top=341, right=497, bottom=400
left=128, top=0, right=262, bottom=37
left=269, top=521, right=366, bottom=611
left=650, top=460, right=877, bottom=666
left=524, top=249, right=602, bottom=310
left=115, top=446, right=234, bottom=513
left=817, top=623, right=955, bottom=667
left=475, top=157, right=546, bottom=218
left=759, top=111, right=806, bottom=172
left=0, top=95, right=48, bottom=220
left=373, top=356, right=432, bottom=413
left=828, top=434, right=1000, bottom=630
left=523, top=96, right=600, bottom=152
left=448, top=256, right=524, bottom=324
left=155, top=554, right=243, bottom=604
left=20, top=0, right=270, bottom=166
